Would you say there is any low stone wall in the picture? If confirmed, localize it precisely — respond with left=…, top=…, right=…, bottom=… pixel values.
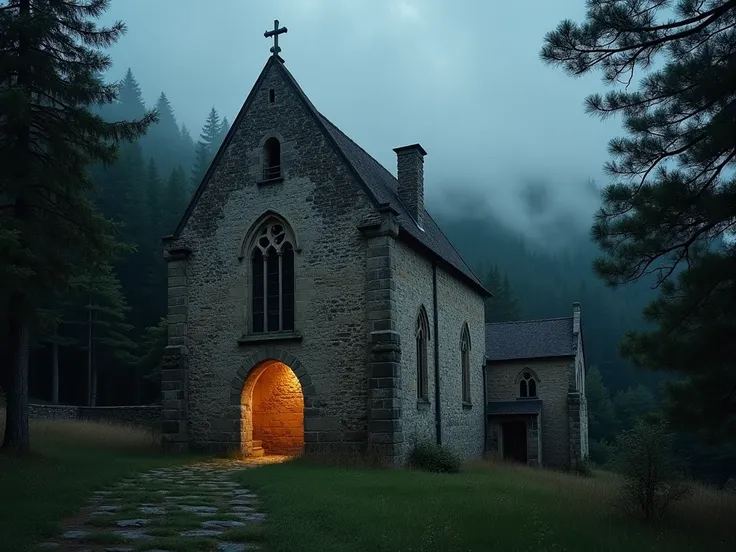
left=29, top=403, right=161, bottom=430
left=78, top=406, right=161, bottom=429
left=29, top=404, right=79, bottom=421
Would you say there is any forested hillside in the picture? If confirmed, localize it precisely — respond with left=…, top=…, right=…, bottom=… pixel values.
left=28, top=69, right=230, bottom=407
left=435, top=206, right=662, bottom=395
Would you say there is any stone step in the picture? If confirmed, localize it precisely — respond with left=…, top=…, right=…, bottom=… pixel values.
left=251, top=446, right=265, bottom=457
left=252, top=440, right=262, bottom=448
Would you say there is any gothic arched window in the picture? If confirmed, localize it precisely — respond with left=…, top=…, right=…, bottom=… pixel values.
left=263, top=137, right=281, bottom=180
left=519, top=371, right=537, bottom=398
left=251, top=218, right=294, bottom=333
left=416, top=306, right=430, bottom=401
left=460, top=323, right=471, bottom=403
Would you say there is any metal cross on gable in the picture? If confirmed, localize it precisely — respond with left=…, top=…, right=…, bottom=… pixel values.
left=264, top=19, right=288, bottom=56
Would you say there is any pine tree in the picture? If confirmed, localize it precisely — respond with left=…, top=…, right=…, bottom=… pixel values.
left=542, top=1, right=736, bottom=439
left=0, top=0, right=155, bottom=450
left=164, top=166, right=188, bottom=235
left=201, top=107, right=221, bottom=148
left=145, top=158, right=163, bottom=238
left=140, top=158, right=166, bottom=337
left=35, top=304, right=76, bottom=405
left=178, top=124, right=195, bottom=175
left=190, top=140, right=209, bottom=192
left=586, top=365, right=618, bottom=442
left=483, top=266, right=522, bottom=322
left=143, top=92, right=181, bottom=176
left=217, top=116, right=230, bottom=149
left=114, top=68, right=146, bottom=121
left=190, top=107, right=222, bottom=190
left=139, top=317, right=167, bottom=390
left=63, top=264, right=136, bottom=406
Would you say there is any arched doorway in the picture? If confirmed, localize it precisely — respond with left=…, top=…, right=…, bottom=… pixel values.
left=240, top=360, right=304, bottom=457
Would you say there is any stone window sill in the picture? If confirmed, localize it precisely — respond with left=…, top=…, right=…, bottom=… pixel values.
left=256, top=176, right=284, bottom=186
left=237, top=330, right=302, bottom=345
left=417, top=399, right=431, bottom=411
left=462, top=401, right=473, bottom=410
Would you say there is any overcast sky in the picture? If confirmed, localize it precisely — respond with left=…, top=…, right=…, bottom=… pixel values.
left=101, top=0, right=624, bottom=241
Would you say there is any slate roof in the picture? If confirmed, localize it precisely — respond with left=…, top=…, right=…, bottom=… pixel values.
left=316, top=114, right=486, bottom=293
left=485, top=317, right=575, bottom=362
left=172, top=56, right=488, bottom=297
left=486, top=399, right=542, bottom=416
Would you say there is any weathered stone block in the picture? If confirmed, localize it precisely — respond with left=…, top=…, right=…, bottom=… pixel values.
left=161, top=369, right=185, bottom=382
left=370, top=362, right=400, bottom=378
left=304, top=417, right=340, bottom=432
left=318, top=431, right=341, bottom=443
left=162, top=420, right=184, bottom=434
left=343, top=430, right=367, bottom=442
left=369, top=419, right=402, bottom=433
left=371, top=408, right=401, bottom=420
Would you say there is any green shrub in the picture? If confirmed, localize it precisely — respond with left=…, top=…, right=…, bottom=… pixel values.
left=614, top=421, right=690, bottom=523
left=589, top=438, right=614, bottom=467
left=408, top=441, right=462, bottom=473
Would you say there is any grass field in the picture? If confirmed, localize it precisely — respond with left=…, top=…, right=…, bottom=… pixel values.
left=0, top=411, right=193, bottom=552
left=3, top=409, right=736, bottom=552
left=235, top=458, right=736, bottom=552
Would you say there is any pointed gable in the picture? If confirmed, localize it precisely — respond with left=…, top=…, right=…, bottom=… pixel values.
left=170, top=56, right=488, bottom=297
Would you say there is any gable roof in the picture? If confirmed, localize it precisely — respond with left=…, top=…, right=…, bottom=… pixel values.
left=485, top=317, right=575, bottom=362
left=170, top=56, right=488, bottom=297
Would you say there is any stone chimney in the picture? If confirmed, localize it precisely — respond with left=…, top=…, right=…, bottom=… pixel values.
left=393, top=144, right=427, bottom=227
left=572, top=302, right=581, bottom=337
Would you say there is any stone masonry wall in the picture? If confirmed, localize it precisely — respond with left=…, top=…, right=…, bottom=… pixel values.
left=576, top=333, right=590, bottom=459
left=78, top=406, right=161, bottom=430
left=394, top=242, right=486, bottom=462
left=394, top=241, right=436, bottom=459
left=163, top=60, right=376, bottom=454
left=363, top=207, right=403, bottom=464
left=29, top=404, right=161, bottom=430
left=435, top=265, right=485, bottom=461
left=252, top=362, right=304, bottom=455
left=486, top=358, right=575, bottom=469
left=28, top=404, right=78, bottom=421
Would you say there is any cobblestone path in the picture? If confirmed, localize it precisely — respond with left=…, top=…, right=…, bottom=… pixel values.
left=33, top=460, right=280, bottom=552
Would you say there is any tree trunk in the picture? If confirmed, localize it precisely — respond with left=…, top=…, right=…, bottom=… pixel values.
left=51, top=341, right=59, bottom=405
left=91, top=305, right=97, bottom=407
left=2, top=294, right=31, bottom=451
left=87, top=294, right=92, bottom=406
left=2, top=0, right=32, bottom=453
left=134, top=363, right=141, bottom=405
left=91, top=366, right=97, bottom=407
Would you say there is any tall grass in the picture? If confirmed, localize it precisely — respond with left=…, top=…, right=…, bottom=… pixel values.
left=0, top=409, right=160, bottom=452
left=472, top=459, right=736, bottom=537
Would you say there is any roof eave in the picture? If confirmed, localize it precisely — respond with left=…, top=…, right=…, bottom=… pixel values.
left=397, top=227, right=492, bottom=298
left=485, top=354, right=576, bottom=364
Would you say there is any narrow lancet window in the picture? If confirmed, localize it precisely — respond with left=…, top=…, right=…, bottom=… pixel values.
left=251, top=219, right=295, bottom=333
left=263, top=137, right=281, bottom=179
left=461, top=323, right=471, bottom=403
left=416, top=306, right=430, bottom=400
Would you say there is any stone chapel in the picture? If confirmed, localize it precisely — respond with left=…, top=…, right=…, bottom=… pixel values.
left=161, top=26, right=588, bottom=470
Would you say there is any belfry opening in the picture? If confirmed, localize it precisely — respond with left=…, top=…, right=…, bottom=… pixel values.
left=240, top=360, right=304, bottom=457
